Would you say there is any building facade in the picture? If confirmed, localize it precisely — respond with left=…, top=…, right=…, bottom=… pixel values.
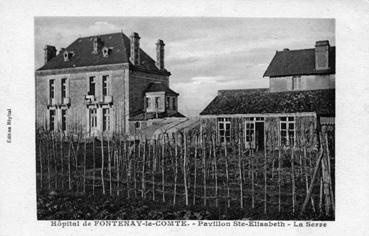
left=200, top=40, right=335, bottom=150
left=35, top=32, right=182, bottom=137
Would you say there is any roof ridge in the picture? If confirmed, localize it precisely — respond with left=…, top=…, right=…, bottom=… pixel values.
left=276, top=46, right=336, bottom=53
left=219, top=88, right=268, bottom=92
left=218, top=88, right=269, bottom=96
left=269, top=88, right=335, bottom=94
left=78, top=32, right=126, bottom=39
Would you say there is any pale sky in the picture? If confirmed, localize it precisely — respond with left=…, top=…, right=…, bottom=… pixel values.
left=35, top=17, right=335, bottom=117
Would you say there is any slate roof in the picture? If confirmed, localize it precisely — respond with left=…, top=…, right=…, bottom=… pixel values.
left=37, top=32, right=170, bottom=75
left=263, top=47, right=335, bottom=77
left=145, top=83, right=179, bottom=96
left=200, top=89, right=335, bottom=116
left=130, top=111, right=185, bottom=121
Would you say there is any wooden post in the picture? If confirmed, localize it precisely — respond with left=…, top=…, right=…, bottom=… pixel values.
left=251, top=148, right=255, bottom=209
left=203, top=134, right=207, bottom=206
left=134, top=139, right=138, bottom=198
left=325, top=132, right=335, bottom=212
left=173, top=134, right=178, bottom=205
left=193, top=135, right=197, bottom=205
left=152, top=139, right=156, bottom=201
left=278, top=146, right=281, bottom=212
left=47, top=135, right=51, bottom=192
left=60, top=135, right=64, bottom=190
left=74, top=138, right=80, bottom=192
left=101, top=134, right=105, bottom=195
left=212, top=135, right=218, bottom=208
left=108, top=135, right=112, bottom=196
left=299, top=150, right=303, bottom=177
left=83, top=137, right=86, bottom=193
left=303, top=147, right=316, bottom=212
left=162, top=135, right=166, bottom=202
left=183, top=132, right=188, bottom=206
left=124, top=140, right=131, bottom=199
left=264, top=127, right=267, bottom=214
left=92, top=137, right=96, bottom=195
left=319, top=177, right=323, bottom=214
left=68, top=138, right=72, bottom=191
left=291, top=147, right=296, bottom=214
left=141, top=139, right=146, bottom=198
left=39, top=138, right=43, bottom=191
left=127, top=139, right=131, bottom=199
left=320, top=130, right=331, bottom=215
left=52, top=135, right=57, bottom=190
left=224, top=141, right=230, bottom=208
left=117, top=137, right=121, bottom=196
left=238, top=132, right=243, bottom=209
left=321, top=156, right=330, bottom=215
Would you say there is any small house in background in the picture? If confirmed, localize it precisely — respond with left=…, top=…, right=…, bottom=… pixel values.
left=35, top=32, right=183, bottom=137
left=200, top=40, right=335, bottom=150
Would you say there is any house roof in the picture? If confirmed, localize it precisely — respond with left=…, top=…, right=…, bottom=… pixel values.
left=200, top=89, right=335, bottom=116
left=145, top=82, right=179, bottom=96
left=263, top=47, right=335, bottom=77
left=37, top=32, right=170, bottom=75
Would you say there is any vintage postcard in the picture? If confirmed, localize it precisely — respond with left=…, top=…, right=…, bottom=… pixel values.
left=1, top=0, right=369, bottom=235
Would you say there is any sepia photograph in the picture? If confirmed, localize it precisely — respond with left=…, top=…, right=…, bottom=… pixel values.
left=34, top=17, right=335, bottom=221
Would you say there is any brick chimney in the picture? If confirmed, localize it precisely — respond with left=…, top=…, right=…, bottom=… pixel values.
left=315, top=40, right=330, bottom=70
left=130, top=32, right=140, bottom=65
left=156, top=39, right=165, bottom=70
left=44, top=45, right=57, bottom=64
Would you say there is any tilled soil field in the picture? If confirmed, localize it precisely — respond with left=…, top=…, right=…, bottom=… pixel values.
left=37, top=192, right=333, bottom=221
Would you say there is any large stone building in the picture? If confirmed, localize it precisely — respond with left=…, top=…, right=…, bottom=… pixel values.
left=35, top=32, right=183, bottom=137
left=200, top=40, right=335, bottom=150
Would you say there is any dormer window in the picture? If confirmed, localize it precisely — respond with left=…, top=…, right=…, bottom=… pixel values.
left=92, top=37, right=103, bottom=54
left=63, top=51, right=74, bottom=61
left=102, top=47, right=112, bottom=57
left=63, top=51, right=68, bottom=61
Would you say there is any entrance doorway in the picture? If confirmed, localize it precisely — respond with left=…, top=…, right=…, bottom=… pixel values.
left=255, top=122, right=264, bottom=151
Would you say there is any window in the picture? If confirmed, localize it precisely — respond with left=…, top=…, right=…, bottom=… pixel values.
left=89, top=76, right=96, bottom=96
left=280, top=116, right=295, bottom=146
left=102, top=75, right=109, bottom=96
left=155, top=97, right=160, bottom=109
left=172, top=97, right=176, bottom=110
left=145, top=97, right=151, bottom=109
left=218, top=117, right=231, bottom=143
left=61, top=109, right=67, bottom=131
left=49, top=79, right=55, bottom=100
left=49, top=109, right=55, bottom=131
left=166, top=97, right=170, bottom=109
left=135, top=121, right=141, bottom=129
left=245, top=119, right=255, bottom=148
left=61, top=78, right=67, bottom=99
left=89, top=108, right=97, bottom=128
left=103, top=108, right=110, bottom=131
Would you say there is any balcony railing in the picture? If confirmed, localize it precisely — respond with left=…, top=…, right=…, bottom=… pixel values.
left=84, top=95, right=113, bottom=105
left=103, top=95, right=113, bottom=104
left=48, top=97, right=71, bottom=107
left=84, top=95, right=96, bottom=103
left=62, top=97, right=70, bottom=105
left=48, top=98, right=56, bottom=106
